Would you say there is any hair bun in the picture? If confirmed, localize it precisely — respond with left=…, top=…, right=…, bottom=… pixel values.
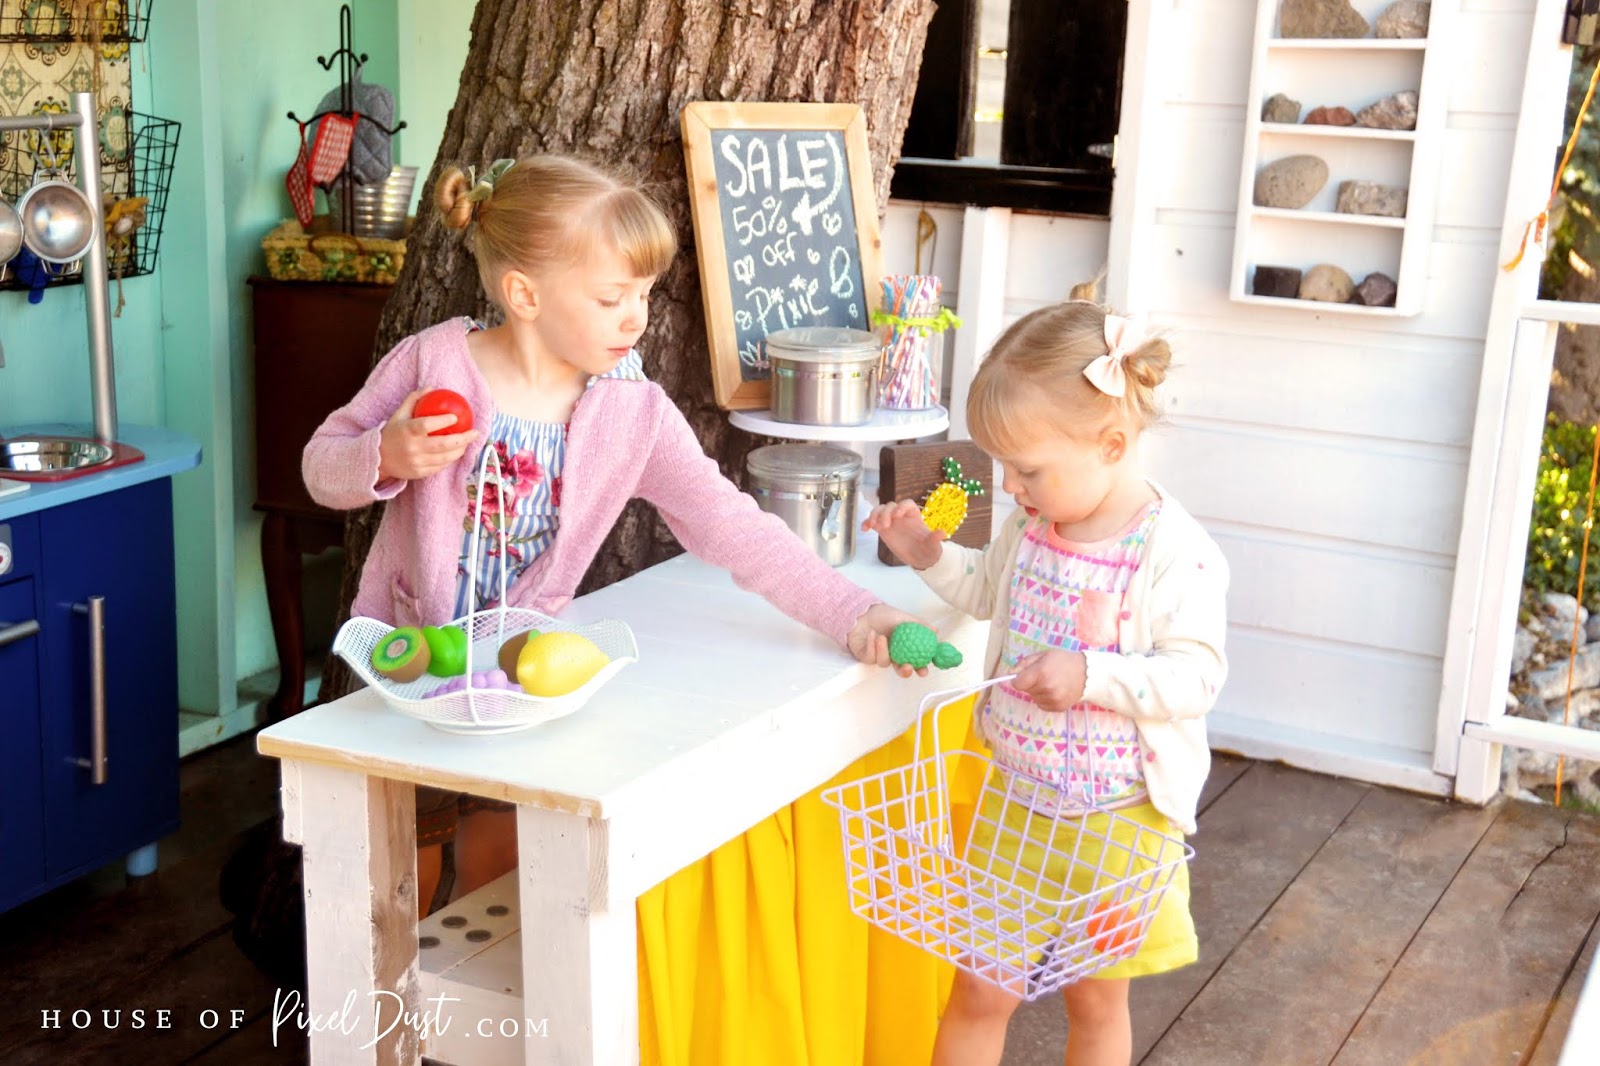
left=1121, top=337, right=1172, bottom=392
left=434, top=167, right=475, bottom=231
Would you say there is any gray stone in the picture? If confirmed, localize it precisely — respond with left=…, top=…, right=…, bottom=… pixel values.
left=1305, top=105, right=1357, bottom=126
left=1355, top=90, right=1419, bottom=131
left=1299, top=263, right=1355, bottom=302
left=1586, top=612, right=1600, bottom=643
left=1262, top=93, right=1302, bottom=123
left=1528, top=643, right=1600, bottom=700
left=1513, top=626, right=1537, bottom=675
left=1375, top=0, right=1430, bottom=37
left=1252, top=265, right=1304, bottom=298
left=1253, top=154, right=1329, bottom=208
left=1336, top=181, right=1408, bottom=218
left=1542, top=591, right=1589, bottom=631
left=1353, top=272, right=1399, bottom=307
left=1279, top=0, right=1370, bottom=37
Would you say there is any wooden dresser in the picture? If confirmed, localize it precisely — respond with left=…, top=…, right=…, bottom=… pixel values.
left=248, top=277, right=391, bottom=719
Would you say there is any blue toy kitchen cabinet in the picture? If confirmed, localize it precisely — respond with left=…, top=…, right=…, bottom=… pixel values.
left=0, top=475, right=181, bottom=913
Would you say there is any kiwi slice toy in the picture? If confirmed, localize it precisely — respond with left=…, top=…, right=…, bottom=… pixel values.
left=498, top=630, right=540, bottom=677
left=422, top=625, right=469, bottom=677
left=371, top=626, right=431, bottom=682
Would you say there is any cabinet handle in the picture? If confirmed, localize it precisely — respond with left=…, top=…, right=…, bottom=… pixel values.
left=71, top=597, right=108, bottom=786
left=0, top=619, right=40, bottom=647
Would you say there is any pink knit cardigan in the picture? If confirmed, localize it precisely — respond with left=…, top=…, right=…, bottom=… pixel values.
left=303, top=318, right=879, bottom=648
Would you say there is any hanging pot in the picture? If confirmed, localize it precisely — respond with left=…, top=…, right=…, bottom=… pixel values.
left=18, top=170, right=94, bottom=265
left=0, top=198, right=21, bottom=266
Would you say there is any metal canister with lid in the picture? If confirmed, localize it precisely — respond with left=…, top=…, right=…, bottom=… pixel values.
left=765, top=326, right=882, bottom=426
left=745, top=443, right=863, bottom=567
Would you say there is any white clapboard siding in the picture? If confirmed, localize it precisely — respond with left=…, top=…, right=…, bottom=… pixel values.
left=1220, top=629, right=1444, bottom=755
left=1215, top=530, right=1455, bottom=658
left=1004, top=215, right=1113, bottom=305
left=1158, top=329, right=1481, bottom=447
left=1144, top=422, right=1468, bottom=556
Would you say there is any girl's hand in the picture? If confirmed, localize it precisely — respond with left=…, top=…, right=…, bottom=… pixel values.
left=1012, top=650, right=1087, bottom=712
left=848, top=602, right=931, bottom=678
left=860, top=499, right=946, bottom=570
left=378, top=388, right=479, bottom=482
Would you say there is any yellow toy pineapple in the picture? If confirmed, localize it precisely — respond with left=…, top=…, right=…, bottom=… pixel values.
left=921, top=456, right=985, bottom=537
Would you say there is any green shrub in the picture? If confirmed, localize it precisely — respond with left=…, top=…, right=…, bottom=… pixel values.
left=1526, top=415, right=1600, bottom=613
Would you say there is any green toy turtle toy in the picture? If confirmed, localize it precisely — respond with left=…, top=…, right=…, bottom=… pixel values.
left=888, top=622, right=963, bottom=671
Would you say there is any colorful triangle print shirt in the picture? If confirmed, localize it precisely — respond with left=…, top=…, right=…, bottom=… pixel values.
left=986, top=503, right=1160, bottom=809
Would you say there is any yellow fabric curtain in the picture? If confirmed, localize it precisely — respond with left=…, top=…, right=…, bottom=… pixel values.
left=637, top=696, right=984, bottom=1066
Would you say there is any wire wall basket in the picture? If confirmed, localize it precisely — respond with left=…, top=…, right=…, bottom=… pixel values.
left=821, top=677, right=1194, bottom=1001
left=0, top=108, right=178, bottom=290
left=0, top=0, right=153, bottom=43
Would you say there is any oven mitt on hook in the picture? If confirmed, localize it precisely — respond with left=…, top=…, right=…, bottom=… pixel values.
left=285, top=126, right=315, bottom=227
left=313, top=65, right=395, bottom=185
left=308, top=112, right=358, bottom=187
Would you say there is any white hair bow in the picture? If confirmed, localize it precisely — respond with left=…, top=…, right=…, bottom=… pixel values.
left=1083, top=313, right=1147, bottom=398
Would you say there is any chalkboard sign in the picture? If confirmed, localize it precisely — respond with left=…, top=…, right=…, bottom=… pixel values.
left=682, top=102, right=884, bottom=411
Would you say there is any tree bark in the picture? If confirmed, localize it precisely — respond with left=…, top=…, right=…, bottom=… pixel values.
left=320, top=1, right=934, bottom=701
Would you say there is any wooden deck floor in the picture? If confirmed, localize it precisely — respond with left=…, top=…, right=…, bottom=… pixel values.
left=0, top=737, right=1596, bottom=1065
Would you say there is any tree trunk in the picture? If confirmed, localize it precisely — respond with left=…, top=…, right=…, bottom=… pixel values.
left=320, top=1, right=934, bottom=700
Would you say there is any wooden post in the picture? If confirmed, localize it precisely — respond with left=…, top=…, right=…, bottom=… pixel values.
left=281, top=760, right=420, bottom=1065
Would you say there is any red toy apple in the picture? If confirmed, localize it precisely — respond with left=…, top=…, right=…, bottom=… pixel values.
left=413, top=388, right=474, bottom=436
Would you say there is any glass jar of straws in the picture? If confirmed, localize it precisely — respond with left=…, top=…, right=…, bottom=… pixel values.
left=872, top=274, right=961, bottom=412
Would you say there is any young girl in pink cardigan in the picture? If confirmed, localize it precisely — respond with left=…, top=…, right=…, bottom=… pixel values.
left=303, top=154, right=922, bottom=916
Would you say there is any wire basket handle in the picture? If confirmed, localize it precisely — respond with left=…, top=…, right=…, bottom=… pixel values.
left=905, top=673, right=1015, bottom=855
left=457, top=440, right=512, bottom=725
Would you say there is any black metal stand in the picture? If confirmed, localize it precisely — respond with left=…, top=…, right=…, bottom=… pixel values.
left=285, top=4, right=407, bottom=234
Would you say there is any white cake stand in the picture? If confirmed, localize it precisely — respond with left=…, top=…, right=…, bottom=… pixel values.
left=728, top=404, right=949, bottom=443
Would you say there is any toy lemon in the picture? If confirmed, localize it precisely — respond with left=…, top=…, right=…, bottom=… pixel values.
left=515, top=631, right=610, bottom=697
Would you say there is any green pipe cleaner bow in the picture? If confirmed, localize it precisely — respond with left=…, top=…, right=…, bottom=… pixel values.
left=465, top=158, right=516, bottom=203
left=870, top=305, right=963, bottom=333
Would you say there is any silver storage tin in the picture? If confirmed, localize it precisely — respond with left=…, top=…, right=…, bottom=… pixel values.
left=766, top=326, right=882, bottom=426
left=746, top=443, right=863, bottom=567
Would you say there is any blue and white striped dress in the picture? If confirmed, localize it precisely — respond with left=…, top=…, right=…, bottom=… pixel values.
left=450, top=345, right=646, bottom=618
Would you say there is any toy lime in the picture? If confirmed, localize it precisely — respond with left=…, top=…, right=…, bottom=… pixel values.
left=370, top=626, right=431, bottom=682
left=888, top=622, right=963, bottom=670
left=921, top=456, right=985, bottom=537
left=421, top=624, right=469, bottom=677
left=516, top=631, right=610, bottom=697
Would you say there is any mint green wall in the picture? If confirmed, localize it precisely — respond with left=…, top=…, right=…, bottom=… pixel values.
left=396, top=0, right=473, bottom=207
left=142, top=0, right=401, bottom=713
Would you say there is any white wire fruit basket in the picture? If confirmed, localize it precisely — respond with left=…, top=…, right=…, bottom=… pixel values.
left=821, top=677, right=1194, bottom=1001
left=333, top=441, right=638, bottom=735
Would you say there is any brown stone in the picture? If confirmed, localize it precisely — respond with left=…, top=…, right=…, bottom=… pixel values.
left=1375, top=0, right=1430, bottom=38
left=1263, top=93, right=1302, bottom=124
left=1355, top=90, right=1419, bottom=130
left=1354, top=272, right=1399, bottom=307
left=1279, top=0, right=1370, bottom=38
left=1252, top=265, right=1303, bottom=298
left=1253, top=154, right=1330, bottom=209
left=1305, top=106, right=1357, bottom=126
left=1336, top=181, right=1408, bottom=217
left=1300, top=264, right=1356, bottom=302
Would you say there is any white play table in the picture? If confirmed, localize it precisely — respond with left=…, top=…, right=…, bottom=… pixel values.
left=257, top=523, right=985, bottom=1065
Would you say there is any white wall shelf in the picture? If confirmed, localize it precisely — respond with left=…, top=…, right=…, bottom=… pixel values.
left=1260, top=121, right=1417, bottom=142
left=1267, top=38, right=1428, bottom=50
left=1232, top=0, right=1453, bottom=316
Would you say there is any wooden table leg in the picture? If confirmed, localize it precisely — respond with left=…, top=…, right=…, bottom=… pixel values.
left=281, top=759, right=421, bottom=1065
left=261, top=511, right=306, bottom=721
left=516, top=805, right=638, bottom=1065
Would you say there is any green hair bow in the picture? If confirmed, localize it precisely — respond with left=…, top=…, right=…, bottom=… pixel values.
left=465, top=158, right=516, bottom=203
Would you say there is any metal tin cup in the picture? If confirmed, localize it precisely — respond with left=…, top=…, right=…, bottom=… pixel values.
left=746, top=443, right=863, bottom=567
left=765, top=326, right=882, bottom=426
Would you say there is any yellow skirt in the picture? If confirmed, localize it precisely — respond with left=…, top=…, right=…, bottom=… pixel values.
left=635, top=697, right=985, bottom=1066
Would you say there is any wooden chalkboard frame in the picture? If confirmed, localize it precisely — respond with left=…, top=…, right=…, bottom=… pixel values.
left=681, top=101, right=885, bottom=411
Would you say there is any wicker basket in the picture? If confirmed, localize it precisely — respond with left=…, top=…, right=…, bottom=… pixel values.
left=261, top=217, right=407, bottom=285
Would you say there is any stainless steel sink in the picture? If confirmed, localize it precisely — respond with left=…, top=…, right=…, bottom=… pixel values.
left=0, top=436, right=115, bottom=474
